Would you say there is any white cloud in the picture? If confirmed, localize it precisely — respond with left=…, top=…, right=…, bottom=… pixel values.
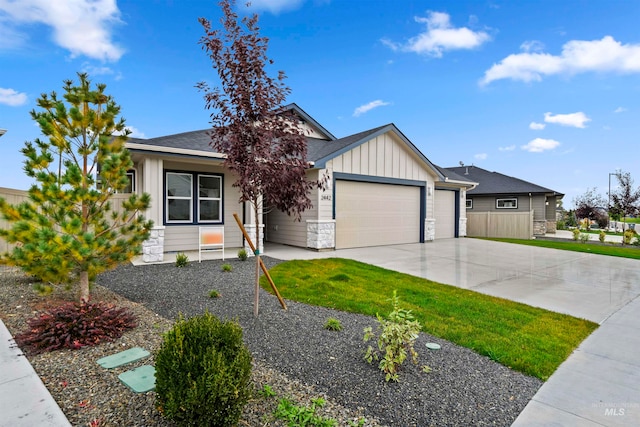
left=520, top=40, right=545, bottom=53
left=0, top=0, right=124, bottom=61
left=81, top=63, right=122, bottom=80
left=614, top=106, right=627, bottom=113
left=529, top=122, right=546, bottom=130
left=247, top=0, right=304, bottom=14
left=521, top=138, right=560, bottom=153
left=0, top=88, right=28, bottom=106
left=474, top=153, right=487, bottom=160
left=481, top=36, right=640, bottom=85
left=499, top=145, right=516, bottom=151
left=544, top=112, right=591, bottom=128
left=382, top=11, right=490, bottom=58
left=353, top=100, right=390, bottom=117
left=114, top=126, right=146, bottom=138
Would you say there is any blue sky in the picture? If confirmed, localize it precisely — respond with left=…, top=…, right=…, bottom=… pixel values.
left=1, top=0, right=639, bottom=206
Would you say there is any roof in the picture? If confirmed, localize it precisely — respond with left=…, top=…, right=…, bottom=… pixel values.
left=445, top=165, right=563, bottom=196
left=434, top=165, right=477, bottom=187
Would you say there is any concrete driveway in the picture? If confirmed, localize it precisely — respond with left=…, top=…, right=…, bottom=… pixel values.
left=266, top=238, right=640, bottom=324
left=265, top=238, right=640, bottom=426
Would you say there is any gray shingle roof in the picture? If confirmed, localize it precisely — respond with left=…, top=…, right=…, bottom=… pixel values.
left=445, top=165, right=563, bottom=196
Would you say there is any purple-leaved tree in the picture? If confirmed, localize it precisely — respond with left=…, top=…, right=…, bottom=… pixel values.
left=197, top=0, right=324, bottom=315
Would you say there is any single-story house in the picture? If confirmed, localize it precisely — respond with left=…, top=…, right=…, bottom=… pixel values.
left=123, top=104, right=476, bottom=262
left=444, top=165, right=563, bottom=238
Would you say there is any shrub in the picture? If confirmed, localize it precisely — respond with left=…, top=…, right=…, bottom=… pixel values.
left=599, top=230, right=606, bottom=243
left=572, top=228, right=581, bottom=241
left=324, top=317, right=343, bottom=331
left=14, top=302, right=137, bottom=354
left=556, top=220, right=566, bottom=230
left=579, top=233, right=590, bottom=244
left=237, top=248, right=248, bottom=261
left=175, top=252, right=189, bottom=267
left=222, top=263, right=233, bottom=272
left=363, top=291, right=422, bottom=382
left=155, top=312, right=252, bottom=426
left=623, top=229, right=637, bottom=245
left=208, top=289, right=220, bottom=298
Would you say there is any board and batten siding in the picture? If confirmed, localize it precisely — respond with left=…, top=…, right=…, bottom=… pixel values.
left=265, top=169, right=322, bottom=247
left=324, top=132, right=437, bottom=220
left=160, top=159, right=245, bottom=252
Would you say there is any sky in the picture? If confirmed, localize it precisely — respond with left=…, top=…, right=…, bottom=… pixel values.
left=1, top=0, right=639, bottom=207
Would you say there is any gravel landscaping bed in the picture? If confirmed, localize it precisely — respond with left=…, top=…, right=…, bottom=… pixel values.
left=1, top=256, right=542, bottom=426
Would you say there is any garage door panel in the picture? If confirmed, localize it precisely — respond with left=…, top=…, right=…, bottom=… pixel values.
left=434, top=190, right=455, bottom=239
left=336, top=181, right=420, bottom=249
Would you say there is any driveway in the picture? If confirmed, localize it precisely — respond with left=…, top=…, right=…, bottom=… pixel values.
left=265, top=238, right=640, bottom=426
left=266, top=238, right=640, bottom=323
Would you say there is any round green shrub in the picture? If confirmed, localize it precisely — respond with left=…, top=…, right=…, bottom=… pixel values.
left=155, top=312, right=252, bottom=426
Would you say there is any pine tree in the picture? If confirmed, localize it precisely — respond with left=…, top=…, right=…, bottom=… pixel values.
left=0, top=73, right=152, bottom=302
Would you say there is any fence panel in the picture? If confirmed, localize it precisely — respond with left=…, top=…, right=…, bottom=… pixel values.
left=0, top=188, right=130, bottom=253
left=467, top=211, right=533, bottom=239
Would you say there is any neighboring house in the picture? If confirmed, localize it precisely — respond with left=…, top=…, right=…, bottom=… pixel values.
left=123, top=104, right=475, bottom=262
left=444, top=165, right=563, bottom=239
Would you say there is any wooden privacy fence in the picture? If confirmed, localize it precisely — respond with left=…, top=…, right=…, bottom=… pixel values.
left=466, top=210, right=533, bottom=239
left=0, top=187, right=131, bottom=253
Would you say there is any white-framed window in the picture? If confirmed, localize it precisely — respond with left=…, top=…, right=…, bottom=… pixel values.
left=198, top=175, right=222, bottom=222
left=466, top=199, right=473, bottom=209
left=96, top=169, right=136, bottom=193
left=496, top=198, right=518, bottom=209
left=122, top=171, right=135, bottom=193
left=166, top=172, right=193, bottom=223
left=165, top=171, right=223, bottom=224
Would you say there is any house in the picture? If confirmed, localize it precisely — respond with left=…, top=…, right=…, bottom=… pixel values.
left=444, top=165, right=563, bottom=239
left=124, top=104, right=476, bottom=262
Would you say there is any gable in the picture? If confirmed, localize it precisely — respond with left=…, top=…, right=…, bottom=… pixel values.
left=326, top=130, right=439, bottom=181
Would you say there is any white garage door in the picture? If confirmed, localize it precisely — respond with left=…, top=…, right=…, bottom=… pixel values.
left=335, top=180, right=420, bottom=249
left=434, top=190, right=456, bottom=239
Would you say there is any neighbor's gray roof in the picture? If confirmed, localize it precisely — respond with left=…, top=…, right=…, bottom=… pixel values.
left=445, top=165, right=563, bottom=196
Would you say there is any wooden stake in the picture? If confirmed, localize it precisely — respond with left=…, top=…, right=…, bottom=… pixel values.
left=233, top=213, right=287, bottom=310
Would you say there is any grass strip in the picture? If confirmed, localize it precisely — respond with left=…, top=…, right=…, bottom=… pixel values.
left=262, top=258, right=598, bottom=381
left=483, top=238, right=640, bottom=260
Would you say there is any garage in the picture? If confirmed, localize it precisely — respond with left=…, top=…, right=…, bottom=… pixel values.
left=434, top=189, right=456, bottom=239
left=335, top=180, right=421, bottom=249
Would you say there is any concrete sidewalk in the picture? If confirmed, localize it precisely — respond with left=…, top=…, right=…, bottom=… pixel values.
left=0, top=319, right=71, bottom=427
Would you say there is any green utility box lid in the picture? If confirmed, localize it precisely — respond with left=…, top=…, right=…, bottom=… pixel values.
left=97, top=347, right=150, bottom=369
left=118, top=365, right=156, bottom=393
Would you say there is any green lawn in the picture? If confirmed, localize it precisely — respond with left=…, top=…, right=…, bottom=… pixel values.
left=484, top=238, right=640, bottom=260
left=262, top=258, right=597, bottom=381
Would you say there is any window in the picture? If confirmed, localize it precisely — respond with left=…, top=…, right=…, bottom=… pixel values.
left=96, top=169, right=135, bottom=193
left=198, top=175, right=222, bottom=222
left=466, top=199, right=473, bottom=209
left=165, top=171, right=223, bottom=224
left=496, top=198, right=518, bottom=209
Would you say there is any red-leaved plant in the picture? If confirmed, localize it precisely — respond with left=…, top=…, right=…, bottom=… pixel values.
left=14, top=301, right=137, bottom=354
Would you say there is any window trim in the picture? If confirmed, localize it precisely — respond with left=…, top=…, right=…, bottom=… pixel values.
left=496, top=198, right=518, bottom=209
left=164, top=170, right=224, bottom=225
left=466, top=198, right=473, bottom=209
left=197, top=174, right=223, bottom=223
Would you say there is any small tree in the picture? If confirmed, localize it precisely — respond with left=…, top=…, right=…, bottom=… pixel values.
left=198, top=0, right=323, bottom=315
left=0, top=73, right=152, bottom=302
left=573, top=188, right=606, bottom=222
left=610, top=171, right=640, bottom=236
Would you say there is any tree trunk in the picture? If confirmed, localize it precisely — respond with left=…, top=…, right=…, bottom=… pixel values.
left=253, top=201, right=260, bottom=317
left=79, top=270, right=90, bottom=302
